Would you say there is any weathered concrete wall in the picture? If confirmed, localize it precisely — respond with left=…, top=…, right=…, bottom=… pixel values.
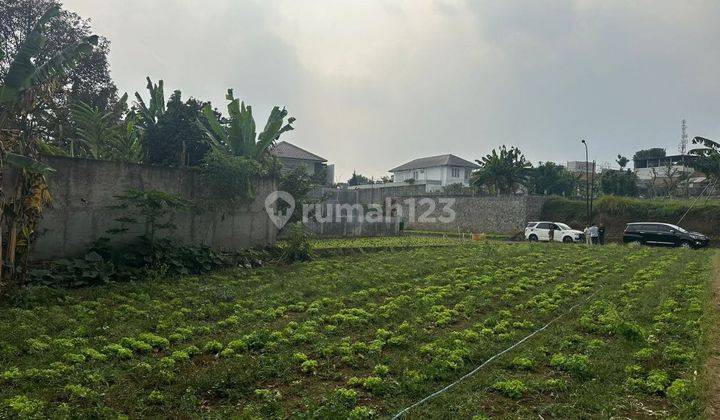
left=31, top=156, right=277, bottom=260
left=311, top=183, right=430, bottom=204
left=305, top=216, right=400, bottom=238
left=399, top=195, right=549, bottom=234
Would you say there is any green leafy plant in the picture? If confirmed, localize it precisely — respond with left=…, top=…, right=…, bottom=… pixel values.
left=281, top=222, right=313, bottom=263
left=492, top=379, right=527, bottom=399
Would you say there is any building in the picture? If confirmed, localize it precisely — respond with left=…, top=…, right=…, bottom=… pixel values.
left=633, top=154, right=697, bottom=181
left=566, top=161, right=596, bottom=174
left=269, top=141, right=334, bottom=185
left=389, top=154, right=479, bottom=187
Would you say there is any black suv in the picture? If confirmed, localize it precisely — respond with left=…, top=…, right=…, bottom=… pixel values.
left=623, top=222, right=709, bottom=249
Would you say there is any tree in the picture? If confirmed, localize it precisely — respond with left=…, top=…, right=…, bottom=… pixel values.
left=690, top=136, right=720, bottom=182
left=528, top=162, right=578, bottom=196
left=0, top=0, right=117, bottom=147
left=134, top=77, right=165, bottom=132
left=0, top=5, right=98, bottom=289
left=348, top=171, right=371, bottom=186
left=616, top=155, right=629, bottom=169
left=279, top=166, right=314, bottom=224
left=471, top=146, right=532, bottom=195
left=632, top=148, right=666, bottom=162
left=661, top=162, right=682, bottom=197
left=144, top=90, right=211, bottom=166
left=200, top=89, right=295, bottom=161
left=599, top=169, right=638, bottom=197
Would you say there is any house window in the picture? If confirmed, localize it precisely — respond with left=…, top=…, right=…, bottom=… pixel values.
left=451, top=167, right=460, bottom=178
left=464, top=169, right=469, bottom=180
left=413, top=171, right=418, bottom=180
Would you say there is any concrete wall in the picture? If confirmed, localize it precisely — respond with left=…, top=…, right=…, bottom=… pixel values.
left=31, top=156, right=277, bottom=260
left=305, top=216, right=400, bottom=238
left=398, top=195, right=549, bottom=234
left=312, top=183, right=431, bottom=205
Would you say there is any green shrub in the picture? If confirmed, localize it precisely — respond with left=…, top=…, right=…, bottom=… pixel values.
left=281, top=222, right=313, bottom=263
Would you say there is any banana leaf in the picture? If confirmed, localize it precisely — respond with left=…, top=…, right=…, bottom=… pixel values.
left=5, top=153, right=55, bottom=175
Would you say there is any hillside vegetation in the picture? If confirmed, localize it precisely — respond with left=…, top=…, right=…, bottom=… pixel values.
left=542, top=196, right=720, bottom=239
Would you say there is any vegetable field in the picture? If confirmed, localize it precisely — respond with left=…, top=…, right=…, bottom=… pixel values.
left=0, top=243, right=716, bottom=418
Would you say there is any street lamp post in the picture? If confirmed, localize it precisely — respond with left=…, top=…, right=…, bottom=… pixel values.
left=581, top=139, right=589, bottom=226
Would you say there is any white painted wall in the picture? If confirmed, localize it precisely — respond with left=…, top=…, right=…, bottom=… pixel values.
left=392, top=165, right=472, bottom=186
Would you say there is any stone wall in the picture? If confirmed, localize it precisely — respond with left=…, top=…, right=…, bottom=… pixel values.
left=398, top=195, right=549, bottom=234
left=30, top=156, right=277, bottom=260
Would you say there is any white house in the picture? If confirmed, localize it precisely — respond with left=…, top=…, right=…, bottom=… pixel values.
left=389, top=154, right=479, bottom=187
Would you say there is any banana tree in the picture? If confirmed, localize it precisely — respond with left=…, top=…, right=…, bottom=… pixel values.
left=690, top=137, right=720, bottom=182
left=0, top=5, right=97, bottom=289
left=199, top=89, right=295, bottom=160
left=134, top=77, right=165, bottom=130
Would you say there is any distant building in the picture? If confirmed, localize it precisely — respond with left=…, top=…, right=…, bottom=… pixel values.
left=633, top=154, right=697, bottom=181
left=566, top=161, right=596, bottom=174
left=389, top=154, right=479, bottom=187
left=270, top=141, right=333, bottom=185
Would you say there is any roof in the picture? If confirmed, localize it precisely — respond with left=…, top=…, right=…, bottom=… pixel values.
left=269, top=141, right=327, bottom=162
left=389, top=154, right=479, bottom=172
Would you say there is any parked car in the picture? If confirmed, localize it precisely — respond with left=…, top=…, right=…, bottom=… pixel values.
left=525, top=221, right=585, bottom=243
left=623, top=222, right=709, bottom=249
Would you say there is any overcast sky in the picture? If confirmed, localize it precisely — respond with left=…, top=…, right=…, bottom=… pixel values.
left=63, top=0, right=720, bottom=181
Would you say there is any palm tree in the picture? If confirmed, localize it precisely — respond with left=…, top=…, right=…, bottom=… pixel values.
left=199, top=89, right=295, bottom=160
left=471, top=146, right=532, bottom=195
left=0, top=5, right=97, bottom=288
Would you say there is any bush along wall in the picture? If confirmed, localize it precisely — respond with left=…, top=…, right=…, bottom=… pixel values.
left=541, top=195, right=720, bottom=240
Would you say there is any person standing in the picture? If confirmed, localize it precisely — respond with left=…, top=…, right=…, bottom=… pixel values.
left=548, top=223, right=555, bottom=243
left=584, top=226, right=591, bottom=245
left=590, top=224, right=599, bottom=245
left=599, top=224, right=606, bottom=245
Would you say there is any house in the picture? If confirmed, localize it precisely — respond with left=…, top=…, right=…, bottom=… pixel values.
left=270, top=141, right=334, bottom=185
left=389, top=154, right=479, bottom=187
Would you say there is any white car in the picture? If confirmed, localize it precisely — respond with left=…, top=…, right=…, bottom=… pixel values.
left=525, top=221, right=585, bottom=243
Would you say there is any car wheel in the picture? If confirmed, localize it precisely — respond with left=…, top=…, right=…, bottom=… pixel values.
left=528, top=234, right=538, bottom=242
left=562, top=236, right=573, bottom=243
left=679, top=241, right=692, bottom=249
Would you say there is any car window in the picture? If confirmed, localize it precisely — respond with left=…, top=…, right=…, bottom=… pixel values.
left=556, top=223, right=571, bottom=230
left=642, top=224, right=660, bottom=232
left=526, top=222, right=537, bottom=228
left=536, top=222, right=550, bottom=229
left=656, top=224, right=674, bottom=233
left=666, top=224, right=687, bottom=233
left=625, top=224, right=638, bottom=232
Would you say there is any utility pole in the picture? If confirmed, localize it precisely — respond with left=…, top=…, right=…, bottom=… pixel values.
left=581, top=139, right=590, bottom=226
left=590, top=160, right=595, bottom=223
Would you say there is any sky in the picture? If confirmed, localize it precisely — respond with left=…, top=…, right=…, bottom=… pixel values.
left=62, top=0, right=720, bottom=182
